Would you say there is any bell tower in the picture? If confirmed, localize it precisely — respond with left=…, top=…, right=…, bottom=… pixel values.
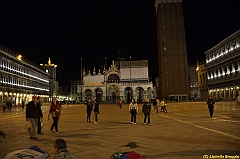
left=155, top=0, right=189, bottom=101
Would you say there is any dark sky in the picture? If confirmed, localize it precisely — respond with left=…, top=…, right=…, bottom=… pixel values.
left=1, top=0, right=239, bottom=86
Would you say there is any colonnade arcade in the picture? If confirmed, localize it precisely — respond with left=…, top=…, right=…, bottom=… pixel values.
left=209, top=85, right=239, bottom=100
left=0, top=91, right=49, bottom=106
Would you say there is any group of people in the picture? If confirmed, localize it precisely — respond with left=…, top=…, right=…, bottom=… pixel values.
left=2, top=100, right=13, bottom=112
left=26, top=96, right=61, bottom=140
left=128, top=97, right=167, bottom=125
left=84, top=98, right=100, bottom=123
left=153, top=97, right=168, bottom=114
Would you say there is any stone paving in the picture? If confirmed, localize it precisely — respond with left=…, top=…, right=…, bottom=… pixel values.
left=0, top=101, right=240, bottom=159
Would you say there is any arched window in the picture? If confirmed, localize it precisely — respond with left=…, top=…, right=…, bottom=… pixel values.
left=108, top=74, right=120, bottom=83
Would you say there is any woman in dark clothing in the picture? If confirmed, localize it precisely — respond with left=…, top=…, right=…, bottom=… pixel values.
left=207, top=96, right=215, bottom=117
left=142, top=98, right=152, bottom=125
left=48, top=98, right=61, bottom=135
left=93, top=99, right=100, bottom=123
left=85, top=98, right=93, bottom=122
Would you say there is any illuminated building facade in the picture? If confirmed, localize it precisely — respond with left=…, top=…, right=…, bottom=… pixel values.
left=197, top=30, right=240, bottom=100
left=0, top=45, right=50, bottom=105
left=155, top=0, right=189, bottom=101
left=78, top=60, right=153, bottom=102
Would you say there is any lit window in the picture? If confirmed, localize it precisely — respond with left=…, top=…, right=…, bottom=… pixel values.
left=164, top=47, right=166, bottom=50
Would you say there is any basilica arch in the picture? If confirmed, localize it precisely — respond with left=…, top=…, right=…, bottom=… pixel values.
left=125, top=87, right=133, bottom=102
left=85, top=89, right=92, bottom=100
left=135, top=87, right=144, bottom=102
left=95, top=88, right=103, bottom=102
left=107, top=84, right=120, bottom=102
left=108, top=74, right=120, bottom=83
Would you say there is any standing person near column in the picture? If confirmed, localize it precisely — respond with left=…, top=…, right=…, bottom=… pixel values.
left=85, top=98, right=93, bottom=122
left=207, top=96, right=215, bottom=117
left=142, top=98, right=151, bottom=126
left=48, top=97, right=61, bottom=135
left=129, top=99, right=138, bottom=124
left=37, top=96, right=43, bottom=134
left=26, top=95, right=43, bottom=140
left=93, top=99, right=100, bottom=124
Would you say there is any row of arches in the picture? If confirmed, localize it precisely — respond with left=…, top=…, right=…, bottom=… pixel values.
left=83, top=85, right=152, bottom=102
left=207, top=62, right=240, bottom=80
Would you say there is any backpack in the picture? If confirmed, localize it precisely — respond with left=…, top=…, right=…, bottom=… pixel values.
left=110, top=151, right=145, bottom=159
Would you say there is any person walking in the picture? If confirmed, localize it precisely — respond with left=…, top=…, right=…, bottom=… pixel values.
left=153, top=97, right=159, bottom=114
left=116, top=99, right=123, bottom=109
left=22, top=100, right=25, bottom=109
left=142, top=98, right=151, bottom=125
left=48, top=97, right=61, bottom=135
left=160, top=99, right=167, bottom=113
left=37, top=96, right=43, bottom=134
left=85, top=98, right=93, bottom=122
left=26, top=95, right=43, bottom=140
left=207, top=96, right=215, bottom=117
left=52, top=139, right=79, bottom=159
left=93, top=99, right=100, bottom=124
left=129, top=99, right=138, bottom=124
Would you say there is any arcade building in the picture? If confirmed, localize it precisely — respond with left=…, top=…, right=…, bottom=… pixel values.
left=197, top=30, right=240, bottom=100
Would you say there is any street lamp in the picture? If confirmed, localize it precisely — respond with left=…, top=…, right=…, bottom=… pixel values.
left=80, top=57, right=83, bottom=102
left=105, top=57, right=107, bottom=102
left=130, top=56, right=132, bottom=85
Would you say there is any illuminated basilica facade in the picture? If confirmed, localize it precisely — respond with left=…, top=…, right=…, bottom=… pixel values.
left=197, top=30, right=240, bottom=100
left=78, top=60, right=153, bottom=102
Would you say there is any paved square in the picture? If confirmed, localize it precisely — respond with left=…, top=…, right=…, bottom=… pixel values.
left=0, top=101, right=240, bottom=159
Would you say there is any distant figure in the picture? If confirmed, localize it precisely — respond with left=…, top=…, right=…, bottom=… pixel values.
left=22, top=100, right=25, bottom=109
left=7, top=100, right=12, bottom=111
left=142, top=98, right=151, bottom=125
left=85, top=98, right=93, bottom=122
left=207, top=96, right=215, bottom=117
left=129, top=99, right=138, bottom=124
left=93, top=99, right=100, bottom=124
left=153, top=97, right=159, bottom=114
left=237, top=96, right=240, bottom=105
left=53, top=139, right=79, bottom=159
left=2, top=102, right=6, bottom=112
left=117, top=99, right=122, bottom=109
left=160, top=99, right=167, bottom=113
left=26, top=95, right=43, bottom=140
left=48, top=97, right=61, bottom=135
left=37, top=96, right=43, bottom=134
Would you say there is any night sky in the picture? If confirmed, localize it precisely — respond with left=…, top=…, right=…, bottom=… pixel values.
left=1, top=0, right=239, bottom=86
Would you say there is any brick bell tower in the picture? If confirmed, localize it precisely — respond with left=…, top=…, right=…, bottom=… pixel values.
left=155, top=0, right=189, bottom=101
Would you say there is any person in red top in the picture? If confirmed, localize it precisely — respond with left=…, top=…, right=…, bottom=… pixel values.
left=48, top=97, right=61, bottom=135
